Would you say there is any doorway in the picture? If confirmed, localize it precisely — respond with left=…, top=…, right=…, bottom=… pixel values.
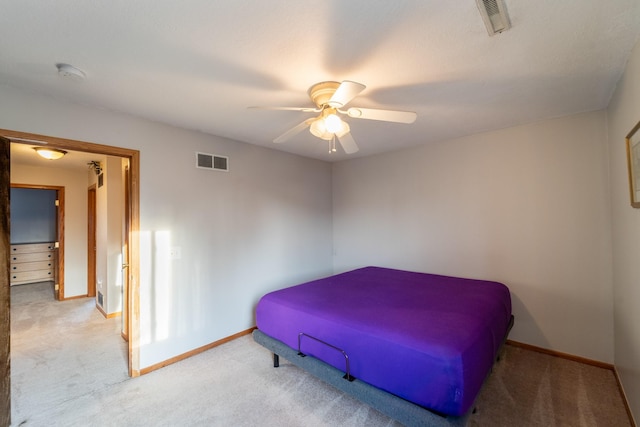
left=0, top=128, right=140, bottom=379
left=9, top=185, right=64, bottom=300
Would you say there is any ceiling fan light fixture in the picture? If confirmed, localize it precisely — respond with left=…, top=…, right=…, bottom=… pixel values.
left=34, top=147, right=67, bottom=160
left=324, top=113, right=343, bottom=133
left=310, top=108, right=350, bottom=141
left=309, top=119, right=333, bottom=140
left=336, top=120, right=350, bottom=137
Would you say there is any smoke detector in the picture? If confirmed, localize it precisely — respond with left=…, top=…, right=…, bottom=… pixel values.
left=476, top=0, right=511, bottom=36
left=56, top=63, right=86, bottom=82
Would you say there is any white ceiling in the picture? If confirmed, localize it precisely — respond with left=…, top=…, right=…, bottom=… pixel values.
left=10, top=142, right=106, bottom=172
left=1, top=1, right=639, bottom=162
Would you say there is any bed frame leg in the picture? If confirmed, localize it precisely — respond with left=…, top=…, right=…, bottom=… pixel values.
left=273, top=353, right=279, bottom=368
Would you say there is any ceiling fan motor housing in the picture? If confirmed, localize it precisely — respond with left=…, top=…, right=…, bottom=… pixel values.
left=308, top=81, right=341, bottom=108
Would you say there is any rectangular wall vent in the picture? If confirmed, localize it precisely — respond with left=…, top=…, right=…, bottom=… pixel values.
left=196, top=152, right=229, bottom=172
left=476, top=0, right=511, bottom=36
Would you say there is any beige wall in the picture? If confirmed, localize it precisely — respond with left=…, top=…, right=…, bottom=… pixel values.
left=333, top=110, right=613, bottom=363
left=607, top=39, right=640, bottom=421
left=95, top=156, right=124, bottom=315
left=0, top=83, right=334, bottom=369
left=10, top=164, right=89, bottom=298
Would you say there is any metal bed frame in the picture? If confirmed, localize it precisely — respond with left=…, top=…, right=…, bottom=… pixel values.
left=252, top=315, right=514, bottom=426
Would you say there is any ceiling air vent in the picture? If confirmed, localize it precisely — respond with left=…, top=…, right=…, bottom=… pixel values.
left=476, top=0, right=511, bottom=36
left=196, top=152, right=229, bottom=172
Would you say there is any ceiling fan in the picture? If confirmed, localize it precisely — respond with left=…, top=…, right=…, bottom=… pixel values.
left=251, top=80, right=417, bottom=154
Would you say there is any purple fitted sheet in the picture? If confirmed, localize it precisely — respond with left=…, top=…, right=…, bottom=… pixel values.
left=255, top=266, right=512, bottom=416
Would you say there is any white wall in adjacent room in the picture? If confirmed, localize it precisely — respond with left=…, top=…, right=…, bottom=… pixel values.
left=332, top=110, right=613, bottom=363
left=95, top=156, right=124, bottom=315
left=607, top=38, right=640, bottom=422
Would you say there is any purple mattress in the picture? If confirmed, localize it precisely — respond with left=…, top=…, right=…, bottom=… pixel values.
left=255, top=266, right=512, bottom=416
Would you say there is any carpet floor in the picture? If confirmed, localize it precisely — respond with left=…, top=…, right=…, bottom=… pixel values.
left=10, top=282, right=632, bottom=426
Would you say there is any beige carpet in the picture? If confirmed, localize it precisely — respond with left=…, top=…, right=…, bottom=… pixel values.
left=469, top=345, right=631, bottom=426
left=10, top=282, right=632, bottom=426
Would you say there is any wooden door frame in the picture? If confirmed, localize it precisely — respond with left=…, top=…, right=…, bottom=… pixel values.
left=1, top=128, right=141, bottom=378
left=10, top=184, right=65, bottom=300
left=87, top=185, right=96, bottom=298
left=121, top=165, right=130, bottom=342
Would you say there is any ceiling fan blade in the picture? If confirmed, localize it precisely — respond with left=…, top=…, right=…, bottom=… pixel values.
left=345, top=107, right=417, bottom=124
left=273, top=119, right=314, bottom=143
left=328, top=81, right=366, bottom=108
left=249, top=106, right=319, bottom=113
left=337, top=131, right=359, bottom=154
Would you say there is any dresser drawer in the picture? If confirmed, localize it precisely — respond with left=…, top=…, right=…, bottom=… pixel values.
left=10, top=260, right=54, bottom=272
left=10, top=243, right=56, bottom=254
left=10, top=252, right=54, bottom=263
left=10, top=242, right=57, bottom=286
left=10, top=269, right=54, bottom=283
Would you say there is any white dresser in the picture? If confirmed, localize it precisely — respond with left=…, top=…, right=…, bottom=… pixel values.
left=9, top=242, right=56, bottom=286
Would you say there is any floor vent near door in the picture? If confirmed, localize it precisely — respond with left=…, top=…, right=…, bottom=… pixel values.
left=97, top=291, right=104, bottom=307
left=196, top=152, right=229, bottom=172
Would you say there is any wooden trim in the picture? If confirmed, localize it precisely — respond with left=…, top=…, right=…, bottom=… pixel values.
left=140, top=328, right=256, bottom=375
left=121, top=165, right=130, bottom=343
left=95, top=303, right=107, bottom=318
left=2, top=128, right=141, bottom=378
left=10, top=183, right=61, bottom=190
left=128, top=150, right=140, bottom=377
left=626, top=119, right=640, bottom=208
left=10, top=184, right=65, bottom=299
left=87, top=185, right=96, bottom=298
left=506, top=340, right=614, bottom=369
left=613, top=367, right=637, bottom=427
left=5, top=130, right=139, bottom=157
left=57, top=187, right=65, bottom=300
left=61, top=294, right=90, bottom=301
left=95, top=304, right=121, bottom=319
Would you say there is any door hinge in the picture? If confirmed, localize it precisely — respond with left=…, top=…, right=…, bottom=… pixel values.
left=54, top=283, right=59, bottom=291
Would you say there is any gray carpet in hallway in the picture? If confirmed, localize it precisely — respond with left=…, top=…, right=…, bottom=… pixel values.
left=10, top=282, right=631, bottom=426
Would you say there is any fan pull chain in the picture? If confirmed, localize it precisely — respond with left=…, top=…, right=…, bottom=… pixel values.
left=329, top=135, right=337, bottom=153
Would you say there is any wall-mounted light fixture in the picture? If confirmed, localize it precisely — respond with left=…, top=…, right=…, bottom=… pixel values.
left=34, top=147, right=67, bottom=160
left=88, top=160, right=102, bottom=175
